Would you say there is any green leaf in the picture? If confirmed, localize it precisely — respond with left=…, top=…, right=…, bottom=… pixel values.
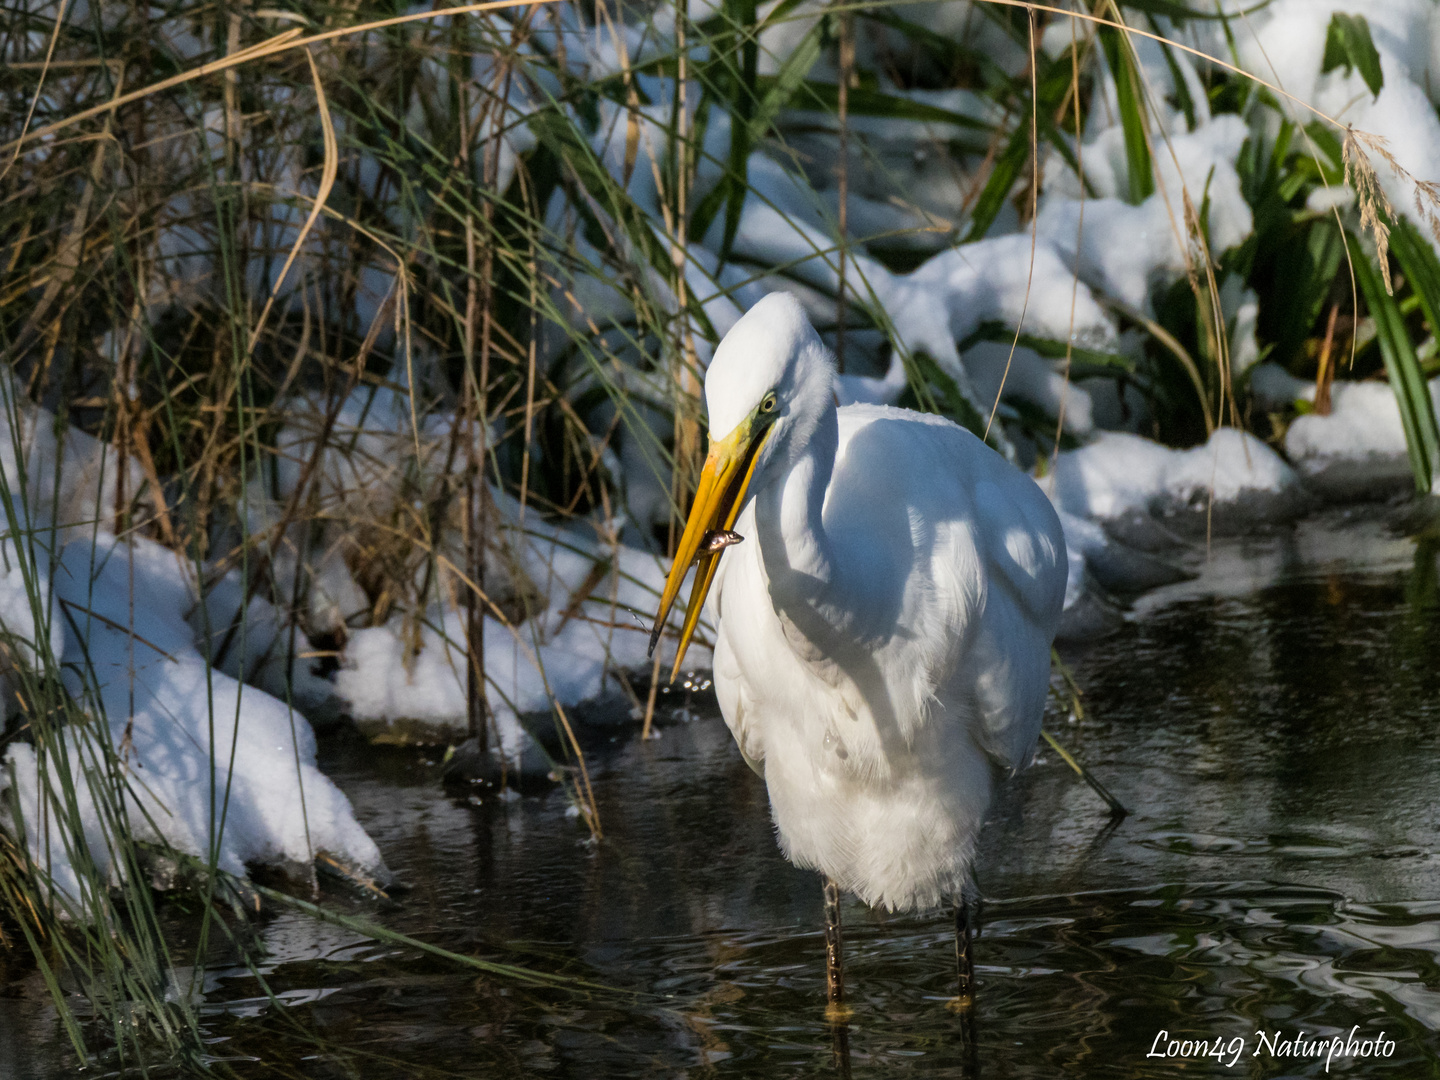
left=1114, top=0, right=1248, bottom=20
left=721, top=0, right=759, bottom=260
left=963, top=124, right=1032, bottom=242
left=774, top=79, right=990, bottom=130
left=962, top=322, right=1141, bottom=375
left=1389, top=215, right=1440, bottom=342
left=1098, top=23, right=1155, bottom=204
left=961, top=43, right=1080, bottom=241
left=527, top=106, right=675, bottom=297
left=1348, top=230, right=1439, bottom=492
left=1256, top=216, right=1343, bottom=369
left=903, top=348, right=994, bottom=444
left=861, top=8, right=1013, bottom=94
left=750, top=25, right=824, bottom=132
left=1148, top=16, right=1196, bottom=130
left=1322, top=13, right=1384, bottom=98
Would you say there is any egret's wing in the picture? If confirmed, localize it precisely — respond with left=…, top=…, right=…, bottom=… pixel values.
left=961, top=472, right=1067, bottom=770
left=830, top=406, right=1067, bottom=771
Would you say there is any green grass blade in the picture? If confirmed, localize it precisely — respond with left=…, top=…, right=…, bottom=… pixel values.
left=691, top=16, right=822, bottom=253
left=1323, top=12, right=1384, bottom=98
left=1148, top=16, right=1196, bottom=130
left=1390, top=216, right=1440, bottom=347
left=1348, top=231, right=1440, bottom=492
left=964, top=120, right=1033, bottom=242
left=1098, top=20, right=1154, bottom=204
left=244, top=878, right=622, bottom=993
left=778, top=79, right=990, bottom=130
left=962, top=321, right=1140, bottom=375
left=721, top=0, right=759, bottom=258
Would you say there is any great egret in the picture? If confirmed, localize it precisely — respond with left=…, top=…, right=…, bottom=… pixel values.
left=649, top=292, right=1067, bottom=1016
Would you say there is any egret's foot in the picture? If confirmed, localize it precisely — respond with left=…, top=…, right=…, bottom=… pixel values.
left=945, top=994, right=973, bottom=1015
left=825, top=1001, right=855, bottom=1024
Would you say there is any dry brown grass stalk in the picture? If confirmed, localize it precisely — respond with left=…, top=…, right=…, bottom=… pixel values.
left=1344, top=128, right=1395, bottom=294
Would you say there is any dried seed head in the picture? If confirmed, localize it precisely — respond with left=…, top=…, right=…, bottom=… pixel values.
left=1344, top=128, right=1395, bottom=293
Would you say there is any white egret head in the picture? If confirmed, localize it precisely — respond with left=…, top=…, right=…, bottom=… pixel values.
left=650, top=293, right=836, bottom=675
left=704, top=292, right=834, bottom=448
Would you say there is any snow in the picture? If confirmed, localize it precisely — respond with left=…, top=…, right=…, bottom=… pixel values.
left=1285, top=377, right=1440, bottom=491
left=6, top=533, right=383, bottom=904
left=1045, top=428, right=1299, bottom=522
left=262, top=378, right=697, bottom=754
left=1198, top=0, right=1440, bottom=240
left=332, top=515, right=690, bottom=757
left=0, top=391, right=385, bottom=906
left=1036, top=116, right=1254, bottom=314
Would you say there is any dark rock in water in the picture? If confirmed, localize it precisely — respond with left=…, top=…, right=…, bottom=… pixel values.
left=1102, top=510, right=1192, bottom=553
left=1056, top=588, right=1125, bottom=642
left=1146, top=485, right=1315, bottom=538
left=1294, top=458, right=1415, bottom=504
left=1393, top=493, right=1440, bottom=537
left=1083, top=539, right=1193, bottom=594
left=442, top=734, right=552, bottom=792
left=303, top=694, right=350, bottom=736
left=568, top=688, right=638, bottom=729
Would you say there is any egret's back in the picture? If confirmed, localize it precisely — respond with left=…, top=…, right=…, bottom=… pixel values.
left=710, top=404, right=1066, bottom=912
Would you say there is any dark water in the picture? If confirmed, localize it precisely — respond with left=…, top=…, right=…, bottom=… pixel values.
left=6, top=511, right=1440, bottom=1077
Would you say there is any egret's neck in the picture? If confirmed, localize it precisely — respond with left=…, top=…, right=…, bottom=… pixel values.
left=756, top=404, right=839, bottom=595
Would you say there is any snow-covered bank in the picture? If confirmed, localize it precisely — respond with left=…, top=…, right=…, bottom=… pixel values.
left=0, top=388, right=386, bottom=904
left=332, top=518, right=685, bottom=761
left=1282, top=375, right=1440, bottom=499
left=1047, top=428, right=1300, bottom=524
left=4, top=533, right=385, bottom=902
left=0, top=380, right=696, bottom=900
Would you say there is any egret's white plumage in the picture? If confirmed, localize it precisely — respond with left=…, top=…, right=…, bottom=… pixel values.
left=654, top=292, right=1067, bottom=915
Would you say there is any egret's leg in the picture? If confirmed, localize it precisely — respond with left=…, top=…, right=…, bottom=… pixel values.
left=952, top=898, right=979, bottom=1064
left=830, top=1018, right=853, bottom=1078
left=955, top=900, right=974, bottom=1003
left=822, top=875, right=852, bottom=1021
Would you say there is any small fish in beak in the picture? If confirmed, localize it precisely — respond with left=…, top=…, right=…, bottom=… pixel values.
left=700, top=529, right=745, bottom=553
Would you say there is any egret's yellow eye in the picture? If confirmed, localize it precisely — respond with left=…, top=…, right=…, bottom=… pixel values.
left=760, top=392, right=778, bottom=414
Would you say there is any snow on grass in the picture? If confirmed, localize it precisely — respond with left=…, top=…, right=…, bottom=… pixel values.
left=1284, top=376, right=1440, bottom=495
left=1045, top=428, right=1300, bottom=523
left=332, top=512, right=688, bottom=760
left=1251, top=362, right=1440, bottom=496
left=1228, top=0, right=1440, bottom=222
left=261, top=377, right=696, bottom=755
left=5, top=532, right=385, bottom=903
left=1037, top=115, right=1254, bottom=313
left=0, top=392, right=385, bottom=903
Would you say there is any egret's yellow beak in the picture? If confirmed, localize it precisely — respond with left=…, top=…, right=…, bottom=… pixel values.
left=648, top=415, right=773, bottom=681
